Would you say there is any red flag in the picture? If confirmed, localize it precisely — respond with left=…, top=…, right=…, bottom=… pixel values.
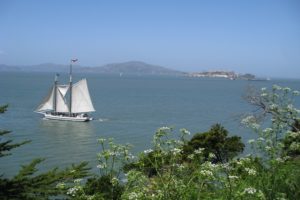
left=71, top=59, right=78, bottom=62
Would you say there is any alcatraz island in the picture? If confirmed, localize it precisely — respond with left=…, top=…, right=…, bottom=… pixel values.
left=187, top=71, right=262, bottom=80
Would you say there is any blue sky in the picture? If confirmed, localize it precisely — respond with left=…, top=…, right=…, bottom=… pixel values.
left=0, top=0, right=299, bottom=78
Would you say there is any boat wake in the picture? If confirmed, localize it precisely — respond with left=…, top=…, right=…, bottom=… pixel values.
left=98, top=118, right=109, bottom=122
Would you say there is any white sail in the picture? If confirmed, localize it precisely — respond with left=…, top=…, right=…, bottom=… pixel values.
left=57, top=85, right=69, bottom=97
left=36, top=86, right=55, bottom=112
left=56, top=88, right=70, bottom=112
left=71, top=79, right=95, bottom=113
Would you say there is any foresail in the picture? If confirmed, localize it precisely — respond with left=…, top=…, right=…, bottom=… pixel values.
left=57, top=85, right=69, bottom=97
left=71, top=79, right=95, bottom=113
left=35, top=86, right=55, bottom=112
left=56, top=88, right=70, bottom=112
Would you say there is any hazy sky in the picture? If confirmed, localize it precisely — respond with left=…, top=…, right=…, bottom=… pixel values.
left=0, top=0, right=299, bottom=78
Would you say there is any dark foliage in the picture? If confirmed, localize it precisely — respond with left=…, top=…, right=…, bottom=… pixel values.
left=123, top=150, right=167, bottom=177
left=256, top=159, right=300, bottom=200
left=291, top=119, right=300, bottom=132
left=0, top=104, right=8, bottom=113
left=0, top=104, right=30, bottom=157
left=0, top=105, right=90, bottom=199
left=0, top=160, right=90, bottom=200
left=282, top=120, right=300, bottom=158
left=183, top=124, right=245, bottom=163
left=84, top=175, right=124, bottom=200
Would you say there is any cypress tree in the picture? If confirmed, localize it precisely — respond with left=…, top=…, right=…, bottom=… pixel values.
left=0, top=105, right=90, bottom=199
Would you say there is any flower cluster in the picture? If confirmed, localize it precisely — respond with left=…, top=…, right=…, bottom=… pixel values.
left=244, top=167, right=257, bottom=176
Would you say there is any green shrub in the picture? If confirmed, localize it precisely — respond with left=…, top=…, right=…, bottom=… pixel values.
left=183, top=124, right=244, bottom=163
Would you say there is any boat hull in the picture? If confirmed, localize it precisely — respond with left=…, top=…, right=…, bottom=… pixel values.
left=43, top=113, right=92, bottom=122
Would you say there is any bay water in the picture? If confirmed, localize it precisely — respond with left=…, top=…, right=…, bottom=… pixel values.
left=0, top=72, right=299, bottom=176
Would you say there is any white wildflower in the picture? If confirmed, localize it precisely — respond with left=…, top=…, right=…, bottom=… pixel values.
left=248, top=139, right=255, bottom=144
left=194, top=147, right=205, bottom=154
left=261, top=87, right=267, bottom=92
left=241, top=115, right=256, bottom=125
left=97, top=163, right=107, bottom=169
left=56, top=182, right=66, bottom=189
left=178, top=164, right=185, bottom=171
left=175, top=140, right=184, bottom=145
left=158, top=126, right=171, bottom=131
left=270, top=104, right=278, bottom=110
left=74, top=179, right=82, bottom=184
left=144, top=149, right=153, bottom=154
left=263, top=128, right=273, bottom=133
left=290, top=142, right=300, bottom=151
left=126, top=154, right=135, bottom=160
left=222, top=163, right=230, bottom=170
left=188, top=154, right=194, bottom=160
left=283, top=87, right=291, bottom=92
left=261, top=93, right=268, bottom=97
left=245, top=168, right=257, bottom=176
left=171, top=148, right=182, bottom=156
left=292, top=90, right=300, bottom=96
left=236, top=160, right=243, bottom=165
left=67, top=187, right=79, bottom=197
left=228, top=175, right=239, bottom=180
left=289, top=131, right=300, bottom=139
left=109, top=151, right=120, bottom=156
left=208, top=152, right=216, bottom=159
left=166, top=140, right=172, bottom=145
left=111, top=177, right=118, bottom=186
left=282, top=156, right=291, bottom=161
left=205, top=161, right=218, bottom=169
left=252, top=124, right=260, bottom=130
left=128, top=192, right=138, bottom=200
left=273, top=85, right=281, bottom=90
left=240, top=157, right=251, bottom=162
left=287, top=104, right=294, bottom=111
left=200, top=169, right=213, bottom=177
left=265, top=146, right=272, bottom=151
left=97, top=138, right=106, bottom=143
left=180, top=128, right=191, bottom=135
left=244, top=187, right=257, bottom=194
left=257, top=137, right=265, bottom=141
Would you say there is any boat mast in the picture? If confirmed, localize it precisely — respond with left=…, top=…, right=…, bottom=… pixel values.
left=69, top=60, right=73, bottom=115
left=69, top=59, right=78, bottom=116
left=54, top=73, right=58, bottom=113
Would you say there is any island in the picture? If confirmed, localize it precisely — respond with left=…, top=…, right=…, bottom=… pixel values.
left=187, top=71, right=258, bottom=80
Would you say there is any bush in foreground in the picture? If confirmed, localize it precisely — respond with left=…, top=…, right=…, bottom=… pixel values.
left=0, top=105, right=90, bottom=200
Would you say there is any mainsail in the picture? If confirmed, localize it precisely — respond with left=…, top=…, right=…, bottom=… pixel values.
left=56, top=86, right=69, bottom=112
left=71, top=79, right=95, bottom=113
left=36, top=86, right=55, bottom=112
left=36, top=79, right=94, bottom=114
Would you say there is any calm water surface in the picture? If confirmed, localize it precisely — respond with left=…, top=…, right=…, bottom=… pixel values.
left=0, top=72, right=299, bottom=176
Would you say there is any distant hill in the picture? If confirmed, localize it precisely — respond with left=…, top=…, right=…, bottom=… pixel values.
left=0, top=64, right=21, bottom=71
left=86, top=61, right=183, bottom=75
left=0, top=61, right=184, bottom=76
left=0, top=63, right=83, bottom=73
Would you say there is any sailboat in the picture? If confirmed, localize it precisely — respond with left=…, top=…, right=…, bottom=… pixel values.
left=35, top=59, right=95, bottom=122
